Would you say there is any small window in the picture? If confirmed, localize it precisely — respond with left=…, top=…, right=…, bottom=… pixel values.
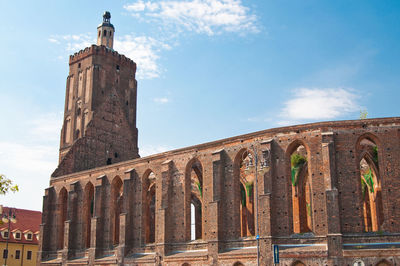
left=3, top=231, right=9, bottom=239
left=98, top=31, right=101, bottom=37
left=104, top=30, right=107, bottom=36
left=15, top=250, right=20, bottom=259
left=27, top=250, right=32, bottom=260
left=116, top=65, right=120, bottom=71
left=78, top=63, right=81, bottom=68
left=107, top=158, right=112, bottom=165
left=3, top=249, right=8, bottom=259
left=15, top=232, right=21, bottom=239
left=114, top=152, right=118, bottom=158
left=27, top=233, right=32, bottom=240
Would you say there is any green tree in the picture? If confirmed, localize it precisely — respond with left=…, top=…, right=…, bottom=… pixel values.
left=360, top=109, right=368, bottom=119
left=0, top=174, right=19, bottom=195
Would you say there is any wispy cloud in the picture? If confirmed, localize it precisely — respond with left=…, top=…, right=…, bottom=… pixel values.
left=153, top=97, right=170, bottom=103
left=140, top=144, right=172, bottom=157
left=48, top=34, right=170, bottom=79
left=123, top=0, right=259, bottom=36
left=115, top=35, right=171, bottom=79
left=280, top=88, right=360, bottom=122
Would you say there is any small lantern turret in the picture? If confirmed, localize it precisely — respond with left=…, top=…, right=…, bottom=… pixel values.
left=97, top=11, right=115, bottom=49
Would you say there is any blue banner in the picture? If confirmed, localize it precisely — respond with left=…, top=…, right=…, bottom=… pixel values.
left=273, top=245, right=279, bottom=264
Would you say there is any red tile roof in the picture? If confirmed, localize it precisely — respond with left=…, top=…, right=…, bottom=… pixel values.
left=0, top=206, right=42, bottom=245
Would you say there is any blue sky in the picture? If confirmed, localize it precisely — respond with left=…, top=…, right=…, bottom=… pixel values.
left=1, top=0, right=399, bottom=211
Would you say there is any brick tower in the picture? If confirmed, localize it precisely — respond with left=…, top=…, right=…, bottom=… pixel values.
left=53, top=12, right=139, bottom=177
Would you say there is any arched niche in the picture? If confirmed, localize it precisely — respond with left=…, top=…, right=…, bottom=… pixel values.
left=83, top=182, right=94, bottom=249
left=111, top=176, right=123, bottom=246
left=57, top=187, right=68, bottom=250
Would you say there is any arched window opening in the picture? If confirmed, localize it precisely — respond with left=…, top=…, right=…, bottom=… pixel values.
left=238, top=150, right=255, bottom=237
left=191, top=195, right=202, bottom=240
left=57, top=188, right=68, bottom=250
left=292, top=261, right=306, bottom=266
left=233, top=262, right=244, bottom=266
left=358, top=137, right=383, bottom=232
left=144, top=170, right=156, bottom=244
left=83, top=182, right=94, bottom=249
left=186, top=159, right=203, bottom=241
left=190, top=203, right=196, bottom=240
left=376, top=259, right=392, bottom=266
left=75, top=129, right=80, bottom=139
left=111, top=177, right=123, bottom=246
left=289, top=144, right=312, bottom=234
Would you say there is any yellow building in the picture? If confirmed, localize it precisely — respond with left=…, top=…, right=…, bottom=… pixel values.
left=0, top=206, right=41, bottom=266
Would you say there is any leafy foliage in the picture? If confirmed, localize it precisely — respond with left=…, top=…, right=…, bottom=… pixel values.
left=372, top=146, right=378, bottom=164
left=291, top=153, right=307, bottom=168
left=291, top=153, right=307, bottom=186
left=0, top=174, right=19, bottom=195
left=195, top=181, right=202, bottom=198
left=360, top=109, right=368, bottom=119
left=245, top=181, right=253, bottom=197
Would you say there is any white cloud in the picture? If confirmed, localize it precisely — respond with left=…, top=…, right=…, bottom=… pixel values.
left=114, top=35, right=171, bottom=79
left=280, top=88, right=360, bottom=121
left=140, top=144, right=172, bottom=157
left=123, top=0, right=259, bottom=35
left=153, top=97, right=169, bottom=103
left=51, top=33, right=94, bottom=52
left=48, top=34, right=170, bottom=79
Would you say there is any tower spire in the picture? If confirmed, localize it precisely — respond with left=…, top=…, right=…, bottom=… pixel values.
left=97, top=11, right=115, bottom=49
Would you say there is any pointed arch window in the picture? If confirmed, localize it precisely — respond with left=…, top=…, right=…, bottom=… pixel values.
left=288, top=143, right=312, bottom=234
left=358, top=136, right=383, bottom=232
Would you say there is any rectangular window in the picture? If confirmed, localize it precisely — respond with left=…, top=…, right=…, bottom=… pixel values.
left=27, top=250, right=32, bottom=260
left=4, top=231, right=9, bottom=238
left=27, top=233, right=32, bottom=240
left=3, top=249, right=8, bottom=259
left=15, top=250, right=20, bottom=259
left=16, top=232, right=21, bottom=239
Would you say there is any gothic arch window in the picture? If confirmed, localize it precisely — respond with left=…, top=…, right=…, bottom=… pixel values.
left=57, top=187, right=68, bottom=250
left=376, top=259, right=392, bottom=266
left=65, top=117, right=71, bottom=143
left=83, top=109, right=89, bottom=133
left=111, top=176, right=123, bottom=246
left=356, top=134, right=383, bottom=232
left=143, top=170, right=156, bottom=244
left=234, top=149, right=255, bottom=237
left=185, top=158, right=203, bottom=241
left=287, top=141, right=312, bottom=234
left=83, top=182, right=94, bottom=249
left=67, top=75, right=74, bottom=111
left=292, top=261, right=306, bottom=266
left=233, top=262, right=244, bottom=266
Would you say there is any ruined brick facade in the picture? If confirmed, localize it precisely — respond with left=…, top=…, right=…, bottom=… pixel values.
left=39, top=13, right=400, bottom=266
